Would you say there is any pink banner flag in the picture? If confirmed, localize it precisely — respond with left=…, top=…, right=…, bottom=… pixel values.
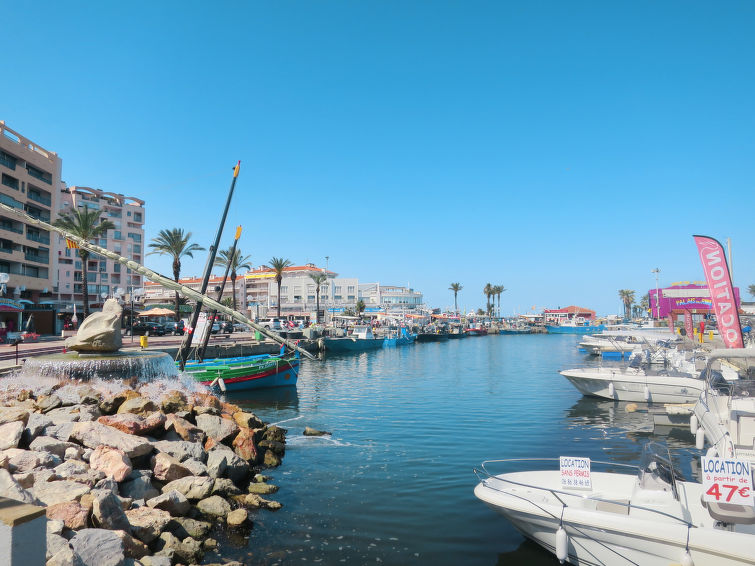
left=693, top=235, right=743, bottom=348
left=684, top=311, right=694, bottom=340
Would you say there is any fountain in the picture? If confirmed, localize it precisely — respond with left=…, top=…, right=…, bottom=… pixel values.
left=18, top=298, right=179, bottom=382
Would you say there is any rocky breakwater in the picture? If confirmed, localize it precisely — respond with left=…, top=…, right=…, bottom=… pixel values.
left=0, top=384, right=287, bottom=566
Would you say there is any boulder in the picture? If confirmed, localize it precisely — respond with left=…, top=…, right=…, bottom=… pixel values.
left=47, top=500, right=91, bottom=530
left=164, top=414, right=205, bottom=443
left=226, top=507, right=248, bottom=527
left=240, top=493, right=282, bottom=510
left=92, top=490, right=130, bottom=531
left=34, top=394, right=62, bottom=413
left=0, top=420, right=24, bottom=450
left=69, top=528, right=126, bottom=566
left=119, top=474, right=159, bottom=501
left=263, top=450, right=282, bottom=468
left=117, top=397, right=158, bottom=416
left=181, top=458, right=208, bottom=477
left=196, top=494, right=231, bottom=518
left=176, top=535, right=204, bottom=564
left=45, top=406, right=82, bottom=424
left=232, top=411, right=264, bottom=429
left=153, top=439, right=206, bottom=463
left=45, top=422, right=76, bottom=441
left=47, top=546, right=85, bottom=566
left=146, top=489, right=190, bottom=516
left=0, top=468, right=37, bottom=504
left=140, top=556, right=172, bottom=566
left=97, top=414, right=146, bottom=435
left=303, top=426, right=330, bottom=436
left=160, top=390, right=190, bottom=414
left=161, top=475, right=214, bottom=500
left=232, top=427, right=260, bottom=463
left=46, top=532, right=70, bottom=560
left=31, top=479, right=91, bottom=506
left=152, top=530, right=180, bottom=561
left=263, top=425, right=287, bottom=444
left=205, top=449, right=227, bottom=479
left=89, top=445, right=132, bottom=482
left=23, top=412, right=53, bottom=444
left=211, top=478, right=241, bottom=497
left=70, top=421, right=153, bottom=458
left=4, top=448, right=52, bottom=473
left=196, top=414, right=239, bottom=443
left=114, top=529, right=149, bottom=559
left=99, top=390, right=140, bottom=415
left=151, top=452, right=192, bottom=483
left=166, top=516, right=212, bottom=539
left=247, top=482, right=279, bottom=495
left=54, top=460, right=105, bottom=486
left=125, top=506, right=172, bottom=543
left=0, top=407, right=30, bottom=426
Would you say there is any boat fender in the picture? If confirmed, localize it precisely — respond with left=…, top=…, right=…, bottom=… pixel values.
left=690, top=414, right=698, bottom=435
left=555, top=526, right=568, bottom=563
left=644, top=385, right=651, bottom=402
left=695, top=428, right=705, bottom=450
left=218, top=377, right=227, bottom=392
left=210, top=377, right=219, bottom=388
left=608, top=382, right=615, bottom=398
left=681, top=549, right=694, bottom=566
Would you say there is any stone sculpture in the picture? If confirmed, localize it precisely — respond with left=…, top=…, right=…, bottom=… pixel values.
left=65, top=298, right=123, bottom=353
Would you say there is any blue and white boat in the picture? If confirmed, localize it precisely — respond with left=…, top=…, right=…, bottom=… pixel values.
left=324, top=326, right=384, bottom=353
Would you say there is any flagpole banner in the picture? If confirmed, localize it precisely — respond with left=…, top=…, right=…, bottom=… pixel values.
left=693, top=235, right=743, bottom=348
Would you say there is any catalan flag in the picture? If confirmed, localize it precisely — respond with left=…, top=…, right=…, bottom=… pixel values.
left=65, top=238, right=79, bottom=249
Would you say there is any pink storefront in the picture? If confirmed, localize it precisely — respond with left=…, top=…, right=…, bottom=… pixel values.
left=649, top=282, right=741, bottom=320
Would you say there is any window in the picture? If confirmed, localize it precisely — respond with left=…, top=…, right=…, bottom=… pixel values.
left=75, top=261, right=82, bottom=269
left=101, top=274, right=108, bottom=282
left=127, top=211, right=131, bottom=216
left=347, top=286, right=355, bottom=293
left=26, top=164, right=52, bottom=185
left=99, top=239, right=107, bottom=247
left=113, top=231, right=122, bottom=240
left=87, top=273, right=97, bottom=283
left=1, top=173, right=19, bottom=190
left=134, top=212, right=142, bottom=222
left=0, top=150, right=17, bottom=170
left=133, top=244, right=141, bottom=253
left=127, top=233, right=141, bottom=242
left=280, top=286, right=288, bottom=293
left=113, top=263, right=120, bottom=273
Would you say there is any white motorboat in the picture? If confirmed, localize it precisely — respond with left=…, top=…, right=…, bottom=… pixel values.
left=474, top=443, right=755, bottom=566
left=578, top=329, right=680, bottom=356
left=559, top=362, right=705, bottom=404
left=692, top=349, right=755, bottom=462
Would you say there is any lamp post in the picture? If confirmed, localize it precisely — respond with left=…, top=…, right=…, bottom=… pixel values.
left=651, top=268, right=661, bottom=320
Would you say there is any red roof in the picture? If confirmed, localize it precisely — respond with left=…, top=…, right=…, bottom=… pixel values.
left=543, top=305, right=596, bottom=316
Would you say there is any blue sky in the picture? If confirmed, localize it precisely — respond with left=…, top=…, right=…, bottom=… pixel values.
left=4, top=1, right=755, bottom=315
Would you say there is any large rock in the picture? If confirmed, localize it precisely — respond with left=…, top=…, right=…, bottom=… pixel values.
left=29, top=435, right=78, bottom=459
left=0, top=420, right=24, bottom=450
left=4, top=448, right=56, bottom=473
left=205, top=449, right=227, bottom=479
left=69, top=528, right=126, bottom=566
left=30, top=479, right=91, bottom=506
left=97, top=413, right=147, bottom=435
left=35, top=394, right=63, bottom=413
left=211, top=478, right=242, bottom=497
left=23, top=412, right=53, bottom=444
left=117, top=396, right=158, bottom=416
left=54, top=460, right=105, bottom=486
left=166, top=516, right=212, bottom=539
left=232, top=411, right=264, bottom=429
left=196, top=414, right=239, bottom=443
left=89, top=445, right=132, bottom=482
left=151, top=452, right=192, bottom=483
left=119, top=473, right=159, bottom=501
left=99, top=390, right=140, bottom=415
left=161, top=475, right=214, bottom=500
left=47, top=546, right=85, bottom=566
left=46, top=532, right=70, bottom=560
left=114, top=529, right=149, bottom=559
left=125, top=506, right=172, bottom=543
left=0, top=407, right=30, bottom=426
left=47, top=500, right=90, bottom=530
left=247, top=482, right=279, bottom=495
left=92, top=490, right=130, bottom=531
left=164, top=414, right=205, bottom=443
left=196, top=494, right=231, bottom=518
left=146, top=489, right=190, bottom=516
left=232, top=427, right=260, bottom=463
left=70, top=421, right=153, bottom=458
left=0, top=468, right=37, bottom=504
left=226, top=507, right=248, bottom=526
left=160, top=390, right=191, bottom=413
left=181, top=458, right=208, bottom=477
left=153, top=439, right=206, bottom=463
left=209, top=446, right=250, bottom=484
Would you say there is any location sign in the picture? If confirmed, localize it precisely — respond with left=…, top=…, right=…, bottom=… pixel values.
left=560, top=456, right=592, bottom=489
left=701, top=456, right=753, bottom=506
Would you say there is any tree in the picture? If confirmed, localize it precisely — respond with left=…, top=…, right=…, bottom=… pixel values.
left=618, top=289, right=635, bottom=320
left=54, top=206, right=115, bottom=319
left=147, top=228, right=205, bottom=321
left=483, top=283, right=493, bottom=316
left=749, top=284, right=755, bottom=299
left=214, top=247, right=252, bottom=313
left=640, top=293, right=650, bottom=317
left=449, top=282, right=463, bottom=314
left=494, top=285, right=506, bottom=318
left=269, top=257, right=292, bottom=317
left=356, top=299, right=366, bottom=319
left=310, top=272, right=328, bottom=324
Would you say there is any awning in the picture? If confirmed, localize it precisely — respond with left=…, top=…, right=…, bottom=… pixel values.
left=0, top=298, right=23, bottom=312
left=138, top=307, right=175, bottom=316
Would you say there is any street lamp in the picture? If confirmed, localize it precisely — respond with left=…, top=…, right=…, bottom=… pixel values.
left=651, top=268, right=661, bottom=320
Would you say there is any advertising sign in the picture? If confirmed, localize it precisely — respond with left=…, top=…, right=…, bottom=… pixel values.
left=190, top=312, right=210, bottom=346
left=560, top=456, right=592, bottom=489
left=701, top=456, right=753, bottom=506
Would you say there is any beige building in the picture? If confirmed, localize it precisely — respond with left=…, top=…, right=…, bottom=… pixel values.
left=143, top=274, right=240, bottom=317
left=0, top=121, right=61, bottom=333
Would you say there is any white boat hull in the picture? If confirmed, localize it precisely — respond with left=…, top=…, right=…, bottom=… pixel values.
left=560, top=367, right=704, bottom=403
left=475, top=471, right=755, bottom=566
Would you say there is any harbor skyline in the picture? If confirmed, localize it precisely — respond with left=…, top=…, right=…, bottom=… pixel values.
left=4, top=1, right=754, bottom=315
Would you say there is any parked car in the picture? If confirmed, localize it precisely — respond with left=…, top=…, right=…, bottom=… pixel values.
left=220, top=321, right=234, bottom=333
left=164, top=320, right=185, bottom=335
left=128, top=321, right=166, bottom=336
left=210, top=323, right=220, bottom=334
left=259, top=318, right=283, bottom=331
left=233, top=323, right=250, bottom=332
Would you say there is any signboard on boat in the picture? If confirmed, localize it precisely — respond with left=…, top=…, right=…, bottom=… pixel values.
left=560, top=456, right=592, bottom=489
left=701, top=456, right=753, bottom=506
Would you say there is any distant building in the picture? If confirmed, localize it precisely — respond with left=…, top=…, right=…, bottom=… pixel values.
left=56, top=185, right=145, bottom=322
left=143, top=274, right=237, bottom=315
left=358, top=283, right=423, bottom=315
left=0, top=121, right=62, bottom=333
left=649, top=281, right=741, bottom=319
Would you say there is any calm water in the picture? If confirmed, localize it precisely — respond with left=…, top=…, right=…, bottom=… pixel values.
left=208, top=334, right=699, bottom=565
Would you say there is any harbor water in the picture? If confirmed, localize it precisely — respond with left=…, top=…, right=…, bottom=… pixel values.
left=212, top=334, right=700, bottom=565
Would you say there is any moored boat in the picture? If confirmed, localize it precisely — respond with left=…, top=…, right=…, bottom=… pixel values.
left=182, top=351, right=300, bottom=392
left=474, top=442, right=755, bottom=566
left=323, top=325, right=384, bottom=353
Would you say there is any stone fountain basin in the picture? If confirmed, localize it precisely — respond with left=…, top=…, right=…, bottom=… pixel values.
left=20, top=350, right=178, bottom=381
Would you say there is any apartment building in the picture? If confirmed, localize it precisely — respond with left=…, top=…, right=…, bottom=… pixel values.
left=56, top=186, right=145, bottom=320
left=358, top=283, right=423, bottom=314
left=143, top=274, right=240, bottom=315
left=0, top=122, right=61, bottom=333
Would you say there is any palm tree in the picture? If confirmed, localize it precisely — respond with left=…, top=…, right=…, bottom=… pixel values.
left=618, top=289, right=635, bottom=320
left=269, top=257, right=292, bottom=317
left=356, top=299, right=366, bottom=320
left=640, top=293, right=650, bottom=317
left=483, top=283, right=493, bottom=316
left=214, top=247, right=252, bottom=313
left=492, top=285, right=506, bottom=318
left=449, top=282, right=463, bottom=314
left=749, top=284, right=755, bottom=299
left=310, top=272, right=328, bottom=323
left=148, top=228, right=205, bottom=321
left=54, top=206, right=115, bottom=319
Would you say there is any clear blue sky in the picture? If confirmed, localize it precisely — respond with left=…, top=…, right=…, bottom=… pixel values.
left=4, top=1, right=755, bottom=315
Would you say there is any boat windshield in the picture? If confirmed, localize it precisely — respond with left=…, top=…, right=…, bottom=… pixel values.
left=638, top=442, right=679, bottom=499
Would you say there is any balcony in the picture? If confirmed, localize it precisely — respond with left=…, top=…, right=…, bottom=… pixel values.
left=24, top=207, right=50, bottom=223
left=24, top=252, right=49, bottom=264
left=2, top=173, right=19, bottom=191
left=26, top=164, right=52, bottom=185
left=0, top=194, right=23, bottom=210
left=26, top=232, right=50, bottom=245
left=0, top=222, right=22, bottom=234
left=0, top=151, right=17, bottom=170
left=27, top=191, right=52, bottom=207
